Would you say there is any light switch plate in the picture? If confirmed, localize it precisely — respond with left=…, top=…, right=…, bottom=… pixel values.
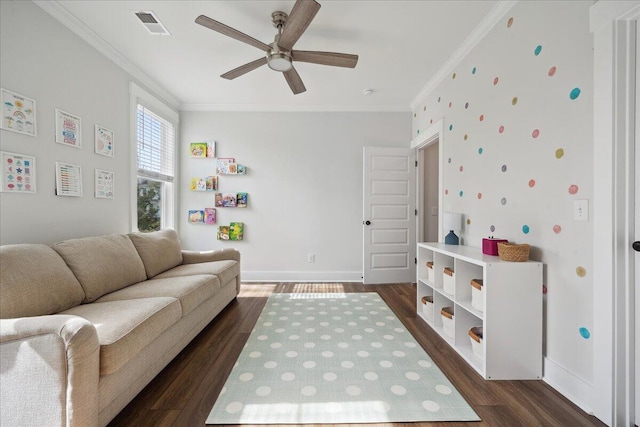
left=573, top=199, right=589, bottom=221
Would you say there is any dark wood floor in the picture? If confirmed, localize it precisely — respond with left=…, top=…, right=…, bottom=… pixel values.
left=108, top=283, right=607, bottom=427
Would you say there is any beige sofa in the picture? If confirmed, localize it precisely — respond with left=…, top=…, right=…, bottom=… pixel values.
left=0, top=228, right=240, bottom=427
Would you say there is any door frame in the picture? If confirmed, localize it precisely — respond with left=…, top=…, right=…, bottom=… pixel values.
left=590, top=3, right=639, bottom=425
left=411, top=119, right=445, bottom=244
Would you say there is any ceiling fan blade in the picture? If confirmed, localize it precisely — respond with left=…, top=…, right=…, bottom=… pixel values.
left=221, top=57, right=268, bottom=80
left=292, top=50, right=358, bottom=68
left=278, top=0, right=321, bottom=51
left=195, top=15, right=271, bottom=52
left=283, top=66, right=306, bottom=95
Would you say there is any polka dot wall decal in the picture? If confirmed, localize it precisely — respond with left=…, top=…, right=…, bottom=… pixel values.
left=576, top=266, right=586, bottom=277
left=449, top=124, right=453, bottom=131
left=548, top=66, right=557, bottom=77
left=445, top=189, right=449, bottom=195
left=459, top=165, right=463, bottom=172
left=493, top=77, right=499, bottom=85
left=522, top=225, right=530, bottom=234
left=459, top=190, right=464, bottom=197
left=466, top=219, right=471, bottom=225
left=448, top=158, right=452, bottom=164
left=429, top=118, right=433, bottom=124
left=555, top=148, right=565, bottom=159
left=579, top=327, right=591, bottom=339
left=499, top=125, right=505, bottom=134
left=553, top=224, right=562, bottom=234
left=529, top=179, right=536, bottom=187
left=452, top=72, right=456, bottom=79
left=532, top=129, right=540, bottom=138
left=501, top=164, right=507, bottom=172
left=423, top=106, right=426, bottom=111
left=568, top=184, right=579, bottom=195
left=479, top=114, right=484, bottom=121
left=570, top=87, right=581, bottom=100
left=477, top=192, right=482, bottom=199
left=448, top=102, right=453, bottom=108
left=413, top=113, right=416, bottom=118
left=501, top=197, right=507, bottom=205
left=512, top=97, right=518, bottom=105
left=490, top=225, right=495, bottom=232
left=472, top=67, right=477, bottom=74
left=465, top=102, right=469, bottom=109
left=507, top=17, right=514, bottom=27
left=464, top=134, right=468, bottom=141
left=437, top=96, right=441, bottom=102
left=534, top=45, right=542, bottom=56
left=478, top=147, right=483, bottom=154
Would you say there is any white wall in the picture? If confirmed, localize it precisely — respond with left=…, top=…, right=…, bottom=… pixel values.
left=180, top=111, right=410, bottom=281
left=0, top=1, right=133, bottom=244
left=412, top=0, right=595, bottom=411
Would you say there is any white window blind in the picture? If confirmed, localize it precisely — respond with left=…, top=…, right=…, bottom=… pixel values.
left=136, top=104, right=175, bottom=182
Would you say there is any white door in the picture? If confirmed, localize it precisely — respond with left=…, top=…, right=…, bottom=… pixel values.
left=362, top=147, right=416, bottom=284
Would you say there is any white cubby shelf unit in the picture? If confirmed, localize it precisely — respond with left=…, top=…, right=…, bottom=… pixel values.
left=416, top=242, right=543, bottom=380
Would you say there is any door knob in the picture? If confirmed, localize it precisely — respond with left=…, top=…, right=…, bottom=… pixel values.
left=633, top=241, right=640, bottom=252
left=364, top=220, right=371, bottom=226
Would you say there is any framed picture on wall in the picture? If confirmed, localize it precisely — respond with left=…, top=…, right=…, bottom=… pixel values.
left=95, top=125, right=114, bottom=157
left=95, top=169, right=114, bottom=199
left=0, top=88, right=37, bottom=137
left=0, top=151, right=36, bottom=193
left=55, top=109, right=82, bottom=148
left=55, top=161, right=83, bottom=197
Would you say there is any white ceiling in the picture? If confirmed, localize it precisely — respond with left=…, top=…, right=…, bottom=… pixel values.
left=37, top=0, right=506, bottom=111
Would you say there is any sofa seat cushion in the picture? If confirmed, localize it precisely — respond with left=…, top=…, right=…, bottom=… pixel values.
left=0, top=244, right=86, bottom=318
left=60, top=297, right=180, bottom=375
left=95, top=275, right=220, bottom=317
left=52, top=234, right=147, bottom=303
left=154, top=260, right=239, bottom=287
left=128, top=229, right=183, bottom=278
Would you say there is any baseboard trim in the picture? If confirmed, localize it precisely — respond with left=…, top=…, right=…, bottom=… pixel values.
left=542, top=357, right=593, bottom=415
left=241, top=271, right=363, bottom=283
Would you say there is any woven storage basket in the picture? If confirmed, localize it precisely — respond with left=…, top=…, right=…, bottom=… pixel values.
left=420, top=295, right=434, bottom=321
left=497, top=242, right=530, bottom=262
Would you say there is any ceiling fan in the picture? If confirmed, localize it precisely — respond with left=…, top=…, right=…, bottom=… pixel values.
left=195, top=0, right=358, bottom=95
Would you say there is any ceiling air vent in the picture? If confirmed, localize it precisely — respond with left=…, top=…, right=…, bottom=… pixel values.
left=135, top=11, right=170, bottom=35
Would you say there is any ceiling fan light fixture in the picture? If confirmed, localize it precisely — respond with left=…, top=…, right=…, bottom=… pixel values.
left=267, top=52, right=293, bottom=72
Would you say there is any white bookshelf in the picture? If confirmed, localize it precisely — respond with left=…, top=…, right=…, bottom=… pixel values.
left=416, top=242, right=543, bottom=380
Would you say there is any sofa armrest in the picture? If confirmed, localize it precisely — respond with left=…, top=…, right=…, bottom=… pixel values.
left=0, top=315, right=100, bottom=427
left=181, top=248, right=240, bottom=264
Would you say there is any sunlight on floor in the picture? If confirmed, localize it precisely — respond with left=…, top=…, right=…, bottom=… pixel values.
left=291, top=283, right=346, bottom=294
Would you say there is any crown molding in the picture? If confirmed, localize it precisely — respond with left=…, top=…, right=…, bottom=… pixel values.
left=180, top=103, right=411, bottom=112
left=33, top=0, right=181, bottom=110
left=410, top=0, right=517, bottom=111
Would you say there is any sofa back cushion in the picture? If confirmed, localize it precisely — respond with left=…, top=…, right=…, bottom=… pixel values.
left=52, top=234, right=147, bottom=303
left=128, top=228, right=183, bottom=278
left=0, top=244, right=86, bottom=318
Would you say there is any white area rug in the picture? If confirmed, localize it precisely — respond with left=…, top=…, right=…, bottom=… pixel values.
left=206, top=292, right=480, bottom=424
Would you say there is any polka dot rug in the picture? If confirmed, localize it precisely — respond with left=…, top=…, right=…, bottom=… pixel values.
left=206, top=293, right=480, bottom=424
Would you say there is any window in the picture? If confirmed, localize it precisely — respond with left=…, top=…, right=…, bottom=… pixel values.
left=136, top=104, right=175, bottom=231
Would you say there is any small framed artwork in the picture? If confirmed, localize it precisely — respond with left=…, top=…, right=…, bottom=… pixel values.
left=0, top=151, right=36, bottom=193
left=55, top=161, right=83, bottom=197
left=95, top=125, right=114, bottom=157
left=1, top=88, right=37, bottom=136
left=95, top=169, right=114, bottom=199
left=55, top=109, right=82, bottom=148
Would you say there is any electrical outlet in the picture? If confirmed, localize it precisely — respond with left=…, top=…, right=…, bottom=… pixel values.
left=307, top=254, right=315, bottom=263
left=573, top=199, right=589, bottom=221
